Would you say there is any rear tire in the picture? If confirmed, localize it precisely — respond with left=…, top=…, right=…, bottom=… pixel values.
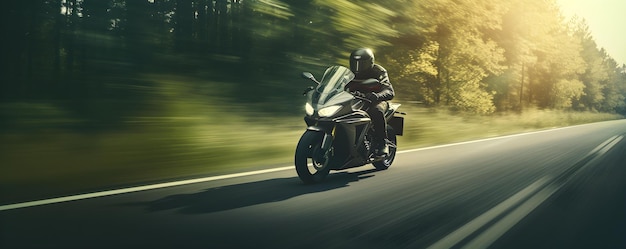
left=373, top=127, right=397, bottom=170
left=294, top=130, right=331, bottom=184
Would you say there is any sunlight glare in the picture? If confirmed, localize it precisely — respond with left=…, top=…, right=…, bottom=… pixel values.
left=557, top=0, right=626, bottom=64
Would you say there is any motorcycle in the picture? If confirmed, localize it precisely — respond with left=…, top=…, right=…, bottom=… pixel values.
left=295, top=65, right=405, bottom=184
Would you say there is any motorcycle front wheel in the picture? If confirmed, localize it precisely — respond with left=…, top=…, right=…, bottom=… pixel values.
left=294, top=130, right=331, bottom=184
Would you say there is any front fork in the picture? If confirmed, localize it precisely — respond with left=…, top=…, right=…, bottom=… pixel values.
left=320, top=132, right=333, bottom=151
left=307, top=125, right=335, bottom=164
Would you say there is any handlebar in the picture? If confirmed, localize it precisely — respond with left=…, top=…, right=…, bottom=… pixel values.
left=302, top=86, right=315, bottom=95
left=352, top=92, right=372, bottom=103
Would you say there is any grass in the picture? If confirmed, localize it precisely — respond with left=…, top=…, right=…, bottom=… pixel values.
left=1, top=75, right=623, bottom=202
left=396, top=107, right=624, bottom=149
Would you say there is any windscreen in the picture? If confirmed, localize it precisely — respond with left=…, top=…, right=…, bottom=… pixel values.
left=317, top=66, right=354, bottom=93
left=312, top=66, right=355, bottom=105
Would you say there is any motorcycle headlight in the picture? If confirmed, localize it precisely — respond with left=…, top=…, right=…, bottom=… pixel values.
left=305, top=103, right=314, bottom=116
left=318, top=105, right=342, bottom=117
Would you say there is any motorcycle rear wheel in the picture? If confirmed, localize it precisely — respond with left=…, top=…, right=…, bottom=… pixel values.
left=295, top=130, right=331, bottom=184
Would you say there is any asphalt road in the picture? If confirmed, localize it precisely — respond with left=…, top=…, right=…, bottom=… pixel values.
left=2, top=120, right=626, bottom=249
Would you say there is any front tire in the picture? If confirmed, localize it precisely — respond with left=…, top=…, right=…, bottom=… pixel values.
left=373, top=127, right=397, bottom=170
left=294, top=130, right=331, bottom=184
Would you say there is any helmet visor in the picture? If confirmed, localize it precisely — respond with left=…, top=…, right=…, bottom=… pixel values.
left=350, top=54, right=372, bottom=74
left=350, top=58, right=365, bottom=73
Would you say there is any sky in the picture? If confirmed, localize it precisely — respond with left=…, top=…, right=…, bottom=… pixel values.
left=556, top=0, right=626, bottom=65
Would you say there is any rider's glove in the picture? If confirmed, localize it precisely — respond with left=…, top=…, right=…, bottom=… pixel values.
left=353, top=91, right=366, bottom=98
left=365, top=92, right=379, bottom=102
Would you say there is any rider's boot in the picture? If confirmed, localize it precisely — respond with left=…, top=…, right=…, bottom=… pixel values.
left=374, top=138, right=388, bottom=158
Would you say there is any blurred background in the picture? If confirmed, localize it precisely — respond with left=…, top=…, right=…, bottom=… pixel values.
left=1, top=0, right=625, bottom=201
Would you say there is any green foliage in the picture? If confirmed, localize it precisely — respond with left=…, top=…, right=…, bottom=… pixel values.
left=2, top=0, right=626, bottom=123
left=314, top=0, right=398, bottom=50
left=398, top=42, right=439, bottom=104
left=389, top=0, right=508, bottom=113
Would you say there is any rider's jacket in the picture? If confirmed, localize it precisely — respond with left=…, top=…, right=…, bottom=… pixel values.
left=345, top=64, right=394, bottom=102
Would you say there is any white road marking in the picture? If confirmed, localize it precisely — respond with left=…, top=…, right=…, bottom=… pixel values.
left=598, top=136, right=623, bottom=155
left=429, top=135, right=623, bottom=248
left=588, top=135, right=619, bottom=156
left=462, top=184, right=560, bottom=249
left=426, top=177, right=551, bottom=249
left=398, top=125, right=583, bottom=154
left=0, top=166, right=293, bottom=211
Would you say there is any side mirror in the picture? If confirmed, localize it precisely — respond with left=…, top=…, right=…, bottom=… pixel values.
left=301, top=72, right=314, bottom=79
left=301, top=72, right=320, bottom=84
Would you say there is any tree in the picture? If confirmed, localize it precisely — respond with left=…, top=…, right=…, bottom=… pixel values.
left=4, top=0, right=626, bottom=129
left=311, top=0, right=398, bottom=64
left=398, top=42, right=439, bottom=105
left=395, top=0, right=506, bottom=113
left=569, top=17, right=609, bottom=111
left=598, top=54, right=626, bottom=113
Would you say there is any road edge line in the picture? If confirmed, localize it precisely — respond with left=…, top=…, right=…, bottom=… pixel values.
left=0, top=166, right=293, bottom=211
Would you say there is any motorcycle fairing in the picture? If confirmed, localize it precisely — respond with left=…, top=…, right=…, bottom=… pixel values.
left=328, top=110, right=376, bottom=169
left=309, top=91, right=354, bottom=111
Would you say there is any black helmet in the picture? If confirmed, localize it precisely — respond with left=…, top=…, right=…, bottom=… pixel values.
left=349, top=48, right=374, bottom=75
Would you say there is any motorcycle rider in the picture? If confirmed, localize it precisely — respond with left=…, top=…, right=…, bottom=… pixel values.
left=346, top=48, right=395, bottom=157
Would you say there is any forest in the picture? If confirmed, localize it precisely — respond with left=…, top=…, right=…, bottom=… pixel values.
left=2, top=0, right=626, bottom=129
